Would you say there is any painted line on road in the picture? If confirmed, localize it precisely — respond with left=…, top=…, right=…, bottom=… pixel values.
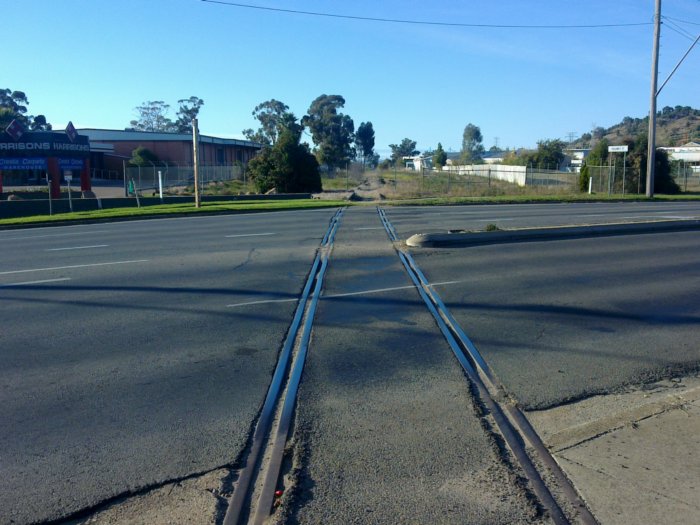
left=0, top=230, right=111, bottom=241
left=226, top=280, right=465, bottom=307
left=0, top=277, right=72, bottom=288
left=225, top=233, right=276, bottom=238
left=0, top=259, right=149, bottom=276
left=227, top=297, right=298, bottom=308
left=323, top=280, right=464, bottom=299
left=354, top=227, right=385, bottom=230
left=46, top=245, right=109, bottom=251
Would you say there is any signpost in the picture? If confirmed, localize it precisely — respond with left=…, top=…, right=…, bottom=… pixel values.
left=46, top=174, right=52, bottom=216
left=65, top=172, right=73, bottom=212
left=158, top=170, right=164, bottom=202
left=608, top=145, right=629, bottom=195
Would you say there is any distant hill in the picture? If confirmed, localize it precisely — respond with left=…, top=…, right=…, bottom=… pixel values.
left=573, top=106, right=700, bottom=148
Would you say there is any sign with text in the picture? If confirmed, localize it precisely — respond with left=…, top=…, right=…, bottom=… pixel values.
left=58, top=158, right=85, bottom=170
left=608, top=145, right=629, bottom=153
left=0, top=157, right=47, bottom=170
left=0, top=131, right=89, bottom=158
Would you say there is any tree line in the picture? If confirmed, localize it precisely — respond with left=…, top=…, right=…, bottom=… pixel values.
left=0, top=88, right=52, bottom=131
left=242, top=95, right=377, bottom=193
left=128, top=97, right=204, bottom=134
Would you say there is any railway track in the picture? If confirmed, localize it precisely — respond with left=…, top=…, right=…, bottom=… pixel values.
left=223, top=206, right=597, bottom=524
left=222, top=208, right=343, bottom=525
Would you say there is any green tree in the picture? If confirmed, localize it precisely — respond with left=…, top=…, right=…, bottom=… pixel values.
left=302, top=94, right=355, bottom=170
left=531, top=139, right=566, bottom=169
left=0, top=88, right=52, bottom=130
left=432, top=142, right=447, bottom=168
left=389, top=138, right=419, bottom=165
left=629, top=134, right=678, bottom=194
left=174, top=96, right=204, bottom=133
left=355, top=121, right=376, bottom=167
left=130, top=101, right=175, bottom=132
left=461, top=123, right=484, bottom=164
left=246, top=121, right=321, bottom=193
left=129, top=146, right=159, bottom=166
left=242, top=99, right=290, bottom=146
left=29, top=114, right=52, bottom=131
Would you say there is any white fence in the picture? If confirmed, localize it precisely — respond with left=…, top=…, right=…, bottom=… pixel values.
left=442, top=164, right=577, bottom=188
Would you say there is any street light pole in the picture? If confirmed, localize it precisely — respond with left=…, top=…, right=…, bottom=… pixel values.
left=646, top=0, right=662, bottom=198
left=192, top=118, right=201, bottom=208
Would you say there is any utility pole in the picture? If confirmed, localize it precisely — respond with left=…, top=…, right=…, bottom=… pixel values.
left=192, top=118, right=201, bottom=208
left=646, top=0, right=662, bottom=198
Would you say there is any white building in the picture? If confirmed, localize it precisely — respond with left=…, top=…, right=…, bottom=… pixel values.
left=659, top=142, right=700, bottom=163
left=564, top=148, right=591, bottom=172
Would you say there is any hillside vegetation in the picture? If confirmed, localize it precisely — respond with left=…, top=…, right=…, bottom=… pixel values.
left=575, top=106, right=700, bottom=148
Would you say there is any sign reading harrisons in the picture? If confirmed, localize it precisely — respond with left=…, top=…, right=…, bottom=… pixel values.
left=0, top=131, right=89, bottom=158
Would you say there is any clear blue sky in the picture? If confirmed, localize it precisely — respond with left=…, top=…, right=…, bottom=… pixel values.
left=5, top=0, right=700, bottom=156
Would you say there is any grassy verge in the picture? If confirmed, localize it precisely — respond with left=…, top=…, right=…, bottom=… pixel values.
left=0, top=199, right=348, bottom=227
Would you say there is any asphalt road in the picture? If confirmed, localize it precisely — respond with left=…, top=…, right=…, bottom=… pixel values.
left=0, top=209, right=338, bottom=524
left=1, top=202, right=699, bottom=524
left=386, top=201, right=700, bottom=233
left=384, top=203, right=700, bottom=409
left=289, top=207, right=541, bottom=524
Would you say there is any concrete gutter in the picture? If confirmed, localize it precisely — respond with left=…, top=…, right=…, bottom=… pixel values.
left=405, top=219, right=700, bottom=248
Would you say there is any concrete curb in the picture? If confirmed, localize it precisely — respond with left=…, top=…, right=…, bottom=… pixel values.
left=405, top=219, right=700, bottom=247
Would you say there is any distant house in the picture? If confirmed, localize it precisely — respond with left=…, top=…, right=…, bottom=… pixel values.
left=481, top=150, right=507, bottom=164
left=403, top=155, right=433, bottom=171
left=564, top=148, right=591, bottom=172
left=659, top=142, right=700, bottom=163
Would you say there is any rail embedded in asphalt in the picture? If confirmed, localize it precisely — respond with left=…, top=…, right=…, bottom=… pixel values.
left=378, top=207, right=599, bottom=525
left=223, top=208, right=344, bottom=525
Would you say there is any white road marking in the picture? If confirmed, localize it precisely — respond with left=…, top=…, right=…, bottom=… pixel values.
left=354, top=227, right=385, bottom=230
left=0, top=230, right=110, bottom=240
left=323, top=280, right=464, bottom=299
left=0, top=278, right=72, bottom=288
left=324, top=285, right=415, bottom=298
left=46, top=245, right=109, bottom=251
left=225, top=280, right=464, bottom=308
left=225, top=233, right=276, bottom=238
left=0, top=260, right=149, bottom=276
left=227, top=298, right=298, bottom=308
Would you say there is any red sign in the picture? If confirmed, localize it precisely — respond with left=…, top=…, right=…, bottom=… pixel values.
left=65, top=121, right=78, bottom=143
left=5, top=119, right=24, bottom=141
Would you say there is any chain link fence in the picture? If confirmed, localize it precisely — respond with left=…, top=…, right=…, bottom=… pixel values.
left=124, top=163, right=244, bottom=194
left=377, top=166, right=581, bottom=199
left=584, top=165, right=645, bottom=195
left=671, top=161, right=700, bottom=192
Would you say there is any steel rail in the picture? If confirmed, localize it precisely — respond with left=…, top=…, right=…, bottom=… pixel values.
left=223, top=208, right=343, bottom=525
left=400, top=249, right=598, bottom=525
left=252, top=209, right=341, bottom=523
left=377, top=207, right=590, bottom=525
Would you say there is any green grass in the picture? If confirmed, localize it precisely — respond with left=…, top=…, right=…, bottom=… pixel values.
left=0, top=199, right=348, bottom=227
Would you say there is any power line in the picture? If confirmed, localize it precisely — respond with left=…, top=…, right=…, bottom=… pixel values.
left=663, top=17, right=697, bottom=41
left=662, top=15, right=700, bottom=26
left=201, top=0, right=653, bottom=29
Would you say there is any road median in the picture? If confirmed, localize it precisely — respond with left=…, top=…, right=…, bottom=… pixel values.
left=406, top=218, right=700, bottom=247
